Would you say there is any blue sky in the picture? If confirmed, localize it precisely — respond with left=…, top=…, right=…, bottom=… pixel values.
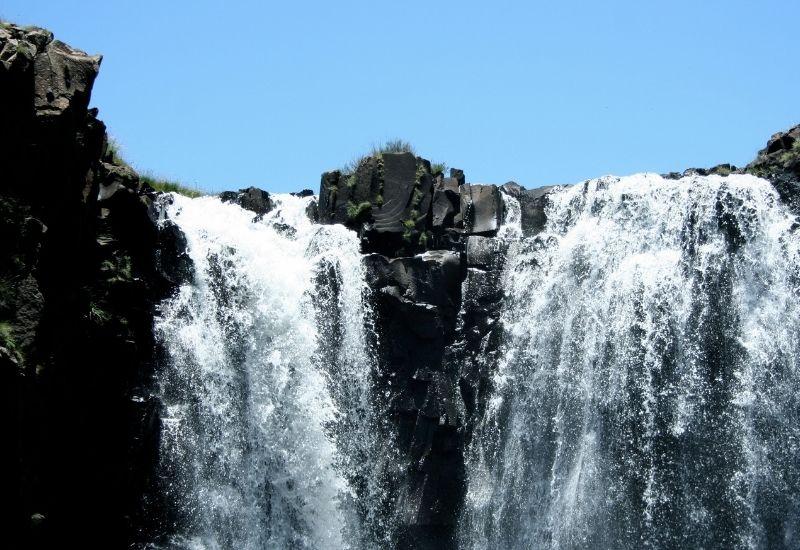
left=3, top=0, right=799, bottom=193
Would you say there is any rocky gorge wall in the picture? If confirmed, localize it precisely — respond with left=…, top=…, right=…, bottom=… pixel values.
left=2, top=20, right=800, bottom=550
left=0, top=22, right=189, bottom=548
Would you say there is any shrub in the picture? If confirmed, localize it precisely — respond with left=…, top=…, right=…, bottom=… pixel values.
left=347, top=201, right=372, bottom=220
left=431, top=162, right=447, bottom=175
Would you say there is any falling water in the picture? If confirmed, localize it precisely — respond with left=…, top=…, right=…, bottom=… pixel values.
left=153, top=194, right=383, bottom=549
left=461, top=173, right=800, bottom=549
left=498, top=189, right=523, bottom=239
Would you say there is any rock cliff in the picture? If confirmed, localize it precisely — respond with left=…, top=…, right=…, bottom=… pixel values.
left=0, top=22, right=188, bottom=548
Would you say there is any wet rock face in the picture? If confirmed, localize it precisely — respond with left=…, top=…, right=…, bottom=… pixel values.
left=365, top=250, right=466, bottom=547
left=502, top=181, right=558, bottom=237
left=0, top=22, right=189, bottom=548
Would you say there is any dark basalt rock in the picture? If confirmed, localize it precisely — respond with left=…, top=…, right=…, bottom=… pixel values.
left=219, top=186, right=274, bottom=218
left=502, top=182, right=558, bottom=237
left=466, top=235, right=506, bottom=269
left=364, top=250, right=466, bottom=546
left=459, top=184, right=501, bottom=235
left=376, top=153, right=433, bottom=236
left=0, top=22, right=190, bottom=548
left=431, top=177, right=460, bottom=229
left=305, top=197, right=319, bottom=222
left=745, top=124, right=800, bottom=210
left=318, top=152, right=439, bottom=256
left=33, top=39, right=101, bottom=120
left=317, top=153, right=522, bottom=256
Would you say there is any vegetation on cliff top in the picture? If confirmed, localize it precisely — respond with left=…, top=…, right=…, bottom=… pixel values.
left=342, top=139, right=447, bottom=176
left=139, top=173, right=203, bottom=198
left=106, top=138, right=203, bottom=198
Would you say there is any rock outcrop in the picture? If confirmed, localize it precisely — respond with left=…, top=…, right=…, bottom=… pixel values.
left=317, top=153, right=510, bottom=256
left=0, top=22, right=188, bottom=548
left=316, top=149, right=557, bottom=547
left=219, top=186, right=274, bottom=218
left=745, top=124, right=800, bottom=210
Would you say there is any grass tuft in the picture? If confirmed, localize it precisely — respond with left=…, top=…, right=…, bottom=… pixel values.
left=431, top=162, right=447, bottom=175
left=140, top=173, right=203, bottom=198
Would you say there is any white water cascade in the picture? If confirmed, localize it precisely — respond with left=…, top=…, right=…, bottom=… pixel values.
left=153, top=194, right=383, bottom=549
left=461, top=173, right=800, bottom=549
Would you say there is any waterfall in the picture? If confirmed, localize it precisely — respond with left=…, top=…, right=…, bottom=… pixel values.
left=461, top=174, right=800, bottom=549
left=498, top=189, right=523, bottom=239
left=153, top=194, right=383, bottom=549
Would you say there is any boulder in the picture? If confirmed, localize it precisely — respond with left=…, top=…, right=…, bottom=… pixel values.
left=449, top=168, right=465, bottom=187
left=219, top=186, right=274, bottom=217
left=365, top=250, right=461, bottom=318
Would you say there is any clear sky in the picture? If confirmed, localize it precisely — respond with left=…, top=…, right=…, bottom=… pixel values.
left=3, top=0, right=799, bottom=193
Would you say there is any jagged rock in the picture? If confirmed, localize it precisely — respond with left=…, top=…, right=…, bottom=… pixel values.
left=449, top=168, right=465, bottom=187
left=156, top=221, right=193, bottom=286
left=219, top=186, right=274, bottom=217
left=98, top=161, right=139, bottom=201
left=304, top=196, right=319, bottom=222
left=318, top=170, right=342, bottom=224
left=459, top=184, right=501, bottom=235
left=431, top=177, right=460, bottom=229
left=502, top=182, right=557, bottom=236
left=33, top=39, right=101, bottom=119
left=0, top=21, right=189, bottom=547
left=365, top=250, right=461, bottom=326
left=745, top=124, right=800, bottom=209
left=318, top=153, right=438, bottom=255
left=291, top=188, right=314, bottom=197
left=365, top=249, right=465, bottom=544
left=0, top=25, right=52, bottom=73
